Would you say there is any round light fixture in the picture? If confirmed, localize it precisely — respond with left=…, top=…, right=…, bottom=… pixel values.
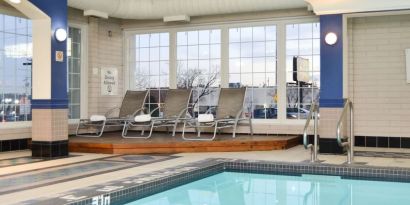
left=325, top=32, right=338, bottom=45
left=9, top=0, right=21, bottom=4
left=55, top=28, right=67, bottom=42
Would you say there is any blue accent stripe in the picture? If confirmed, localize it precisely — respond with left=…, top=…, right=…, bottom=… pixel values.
left=32, top=99, right=68, bottom=109
left=319, top=14, right=344, bottom=108
left=319, top=99, right=344, bottom=108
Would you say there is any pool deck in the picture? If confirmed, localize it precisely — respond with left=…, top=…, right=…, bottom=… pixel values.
left=1, top=146, right=410, bottom=204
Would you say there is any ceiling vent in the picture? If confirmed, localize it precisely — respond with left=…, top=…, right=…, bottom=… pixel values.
left=163, top=15, right=190, bottom=23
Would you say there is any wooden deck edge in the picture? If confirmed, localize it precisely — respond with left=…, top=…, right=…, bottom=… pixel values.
left=69, top=136, right=302, bottom=154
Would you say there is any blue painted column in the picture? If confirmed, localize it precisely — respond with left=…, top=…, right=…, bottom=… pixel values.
left=318, top=14, right=345, bottom=154
left=29, top=0, right=68, bottom=108
left=319, top=14, right=344, bottom=108
left=29, top=0, right=69, bottom=158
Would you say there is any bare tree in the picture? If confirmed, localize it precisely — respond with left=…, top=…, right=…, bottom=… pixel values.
left=135, top=75, right=150, bottom=90
left=286, top=85, right=299, bottom=108
left=177, top=62, right=219, bottom=111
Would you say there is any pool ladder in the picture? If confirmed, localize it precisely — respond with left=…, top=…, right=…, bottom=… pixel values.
left=303, top=101, right=319, bottom=163
left=336, top=98, right=354, bottom=164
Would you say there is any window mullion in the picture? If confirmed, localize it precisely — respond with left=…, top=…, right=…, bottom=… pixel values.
left=276, top=22, right=287, bottom=121
left=169, top=31, right=177, bottom=89
left=220, top=28, right=229, bottom=88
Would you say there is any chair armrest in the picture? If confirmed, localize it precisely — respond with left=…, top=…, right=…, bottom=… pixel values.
left=235, top=108, right=244, bottom=120
left=149, top=107, right=161, bottom=115
left=131, top=107, right=146, bottom=117
left=205, top=106, right=216, bottom=114
left=105, top=107, right=120, bottom=117
left=175, top=107, right=191, bottom=121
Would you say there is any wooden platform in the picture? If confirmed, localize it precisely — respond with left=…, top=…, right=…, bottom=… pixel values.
left=69, top=132, right=301, bottom=154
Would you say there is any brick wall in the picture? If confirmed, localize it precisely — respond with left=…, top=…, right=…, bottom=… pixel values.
left=348, top=14, right=410, bottom=138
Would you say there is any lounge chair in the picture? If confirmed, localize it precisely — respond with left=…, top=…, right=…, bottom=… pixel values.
left=122, top=89, right=192, bottom=139
left=182, top=87, right=253, bottom=141
left=76, top=90, right=149, bottom=137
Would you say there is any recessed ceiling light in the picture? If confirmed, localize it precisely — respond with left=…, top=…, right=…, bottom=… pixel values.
left=9, top=0, right=21, bottom=4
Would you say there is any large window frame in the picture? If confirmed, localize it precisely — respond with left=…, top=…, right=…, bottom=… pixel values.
left=1, top=22, right=88, bottom=127
left=124, top=17, right=319, bottom=124
left=0, top=14, right=32, bottom=123
left=68, top=23, right=88, bottom=120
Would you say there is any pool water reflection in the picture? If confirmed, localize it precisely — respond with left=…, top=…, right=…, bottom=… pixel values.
left=125, top=171, right=410, bottom=205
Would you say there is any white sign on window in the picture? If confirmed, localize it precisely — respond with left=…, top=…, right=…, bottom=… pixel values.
left=101, top=68, right=118, bottom=95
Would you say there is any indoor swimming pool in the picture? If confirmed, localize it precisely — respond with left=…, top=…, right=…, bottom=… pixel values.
left=125, top=171, right=410, bottom=205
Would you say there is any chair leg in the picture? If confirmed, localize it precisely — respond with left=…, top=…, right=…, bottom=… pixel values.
left=96, top=121, right=106, bottom=137
left=148, top=124, right=155, bottom=138
left=77, top=120, right=106, bottom=138
left=182, top=121, right=187, bottom=138
left=75, top=120, right=82, bottom=136
left=122, top=123, right=153, bottom=139
left=122, top=122, right=128, bottom=137
left=172, top=121, right=178, bottom=137
left=232, top=120, right=239, bottom=138
left=212, top=122, right=218, bottom=140
left=196, top=121, right=201, bottom=138
left=249, top=117, right=253, bottom=136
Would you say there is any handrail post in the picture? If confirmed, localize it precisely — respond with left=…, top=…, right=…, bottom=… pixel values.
left=336, top=99, right=354, bottom=164
left=303, top=101, right=319, bottom=163
left=347, top=101, right=354, bottom=164
left=313, top=105, right=318, bottom=162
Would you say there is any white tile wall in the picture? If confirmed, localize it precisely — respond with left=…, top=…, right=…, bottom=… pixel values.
left=348, top=14, right=410, bottom=138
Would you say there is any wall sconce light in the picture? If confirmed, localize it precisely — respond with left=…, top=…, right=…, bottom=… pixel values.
left=55, top=28, right=67, bottom=42
left=325, top=32, right=338, bottom=45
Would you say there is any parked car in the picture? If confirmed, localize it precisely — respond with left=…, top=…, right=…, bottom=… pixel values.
left=253, top=108, right=278, bottom=119
left=286, top=107, right=310, bottom=119
left=253, top=107, right=312, bottom=119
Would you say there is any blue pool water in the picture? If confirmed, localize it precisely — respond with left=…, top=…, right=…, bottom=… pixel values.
left=125, top=172, right=410, bottom=205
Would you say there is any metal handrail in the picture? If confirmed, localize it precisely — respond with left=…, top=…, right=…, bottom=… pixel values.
left=303, top=101, right=319, bottom=163
left=336, top=99, right=354, bottom=164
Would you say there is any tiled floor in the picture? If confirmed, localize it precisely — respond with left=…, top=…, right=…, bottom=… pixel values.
left=0, top=157, right=43, bottom=168
left=2, top=146, right=410, bottom=204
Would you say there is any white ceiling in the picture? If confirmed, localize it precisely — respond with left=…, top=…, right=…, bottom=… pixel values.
left=68, top=0, right=410, bottom=20
left=67, top=0, right=308, bottom=20
left=306, top=0, right=410, bottom=15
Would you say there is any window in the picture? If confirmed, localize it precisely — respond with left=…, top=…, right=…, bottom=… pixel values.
left=67, top=27, right=81, bottom=119
left=286, top=23, right=320, bottom=119
left=228, top=26, right=277, bottom=119
left=131, top=32, right=169, bottom=116
left=176, top=29, right=221, bottom=117
left=0, top=14, right=32, bottom=122
left=127, top=19, right=320, bottom=122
